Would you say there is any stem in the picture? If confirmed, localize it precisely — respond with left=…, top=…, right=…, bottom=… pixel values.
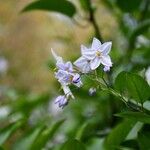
left=88, top=0, right=103, bottom=42
left=102, top=71, right=109, bottom=88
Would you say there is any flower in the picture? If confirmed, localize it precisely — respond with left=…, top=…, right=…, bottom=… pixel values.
left=103, top=66, right=110, bottom=72
left=74, top=37, right=112, bottom=72
left=57, top=61, right=73, bottom=72
left=54, top=95, right=68, bottom=108
left=72, top=73, right=83, bottom=87
left=62, top=84, right=74, bottom=99
left=74, top=56, right=91, bottom=73
left=51, top=49, right=82, bottom=87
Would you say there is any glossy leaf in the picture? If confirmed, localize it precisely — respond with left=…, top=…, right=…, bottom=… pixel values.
left=0, top=120, right=23, bottom=145
left=138, top=128, right=150, bottom=150
left=31, top=119, right=65, bottom=150
left=103, top=119, right=136, bottom=150
left=115, top=71, right=150, bottom=103
left=22, top=0, right=76, bottom=18
left=116, top=0, right=141, bottom=12
left=61, top=139, right=86, bottom=150
left=116, top=111, right=150, bottom=124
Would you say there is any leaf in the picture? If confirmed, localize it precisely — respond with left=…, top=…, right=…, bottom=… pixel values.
left=115, top=71, right=150, bottom=103
left=138, top=127, right=150, bottom=150
left=11, top=94, right=50, bottom=116
left=75, top=122, right=89, bottom=141
left=116, top=111, right=150, bottom=124
left=12, top=126, right=44, bottom=150
left=22, top=0, right=76, bottom=18
left=116, top=0, right=141, bottom=12
left=121, top=139, right=139, bottom=149
left=103, top=119, right=136, bottom=150
left=31, top=119, right=65, bottom=150
left=60, top=139, right=86, bottom=150
left=79, top=0, right=90, bottom=11
left=0, top=120, right=23, bottom=145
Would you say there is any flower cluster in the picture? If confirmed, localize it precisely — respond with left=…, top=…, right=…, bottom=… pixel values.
left=51, top=37, right=112, bottom=108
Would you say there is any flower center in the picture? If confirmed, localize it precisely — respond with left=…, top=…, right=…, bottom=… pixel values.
left=96, top=51, right=101, bottom=57
left=69, top=75, right=73, bottom=82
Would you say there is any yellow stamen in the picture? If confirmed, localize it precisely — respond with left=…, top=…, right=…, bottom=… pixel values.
left=96, top=51, right=101, bottom=57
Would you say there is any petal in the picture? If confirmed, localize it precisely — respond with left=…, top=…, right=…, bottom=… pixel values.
left=56, top=62, right=65, bottom=70
left=91, top=37, right=101, bottom=50
left=65, top=61, right=73, bottom=72
left=51, top=48, right=63, bottom=63
left=100, top=55, right=112, bottom=67
left=103, top=66, right=110, bottom=72
left=90, top=57, right=101, bottom=70
left=82, top=63, right=91, bottom=73
left=81, top=45, right=95, bottom=60
left=74, top=80, right=83, bottom=87
left=54, top=95, right=64, bottom=104
left=100, top=42, right=112, bottom=55
left=74, top=57, right=91, bottom=73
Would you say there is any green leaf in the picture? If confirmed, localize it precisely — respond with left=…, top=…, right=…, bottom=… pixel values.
left=22, top=0, right=76, bottom=18
left=12, top=125, right=44, bottom=150
left=79, top=0, right=90, bottom=11
left=0, top=120, right=23, bottom=145
left=103, top=119, right=136, bottom=150
left=75, top=122, right=89, bottom=141
left=31, top=119, right=65, bottom=150
left=138, top=127, right=150, bottom=150
left=121, top=139, right=139, bottom=149
left=115, top=71, right=150, bottom=103
left=61, top=139, right=86, bottom=150
left=116, top=111, right=150, bottom=124
left=116, top=0, right=141, bottom=12
left=11, top=94, right=50, bottom=116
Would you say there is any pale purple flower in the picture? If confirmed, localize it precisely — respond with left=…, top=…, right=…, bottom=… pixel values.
left=82, top=37, right=112, bottom=70
left=57, top=61, right=73, bottom=72
left=72, top=74, right=83, bottom=87
left=51, top=49, right=82, bottom=87
left=55, top=95, right=68, bottom=108
left=55, top=70, right=72, bottom=85
left=75, top=38, right=112, bottom=72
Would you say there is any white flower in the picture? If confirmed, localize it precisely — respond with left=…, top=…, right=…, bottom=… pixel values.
left=74, top=37, right=112, bottom=72
left=145, top=67, right=150, bottom=85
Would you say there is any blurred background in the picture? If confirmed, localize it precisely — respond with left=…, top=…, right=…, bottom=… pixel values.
left=0, top=0, right=150, bottom=149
